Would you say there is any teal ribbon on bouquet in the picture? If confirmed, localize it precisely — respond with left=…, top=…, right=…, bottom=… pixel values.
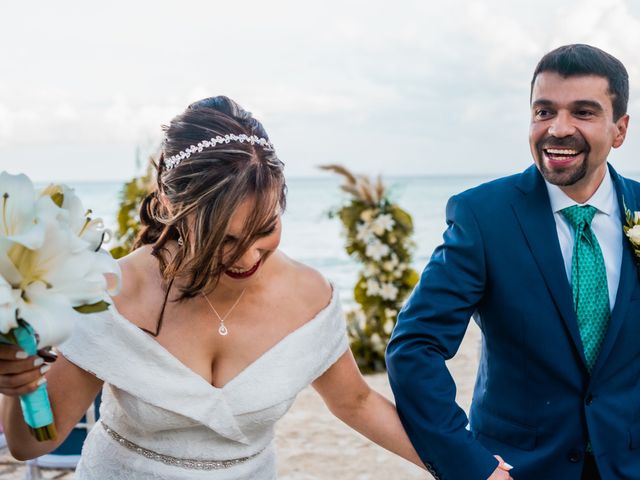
left=0, top=323, right=57, bottom=441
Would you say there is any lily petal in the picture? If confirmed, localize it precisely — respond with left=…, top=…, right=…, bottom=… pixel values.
left=0, top=247, right=22, bottom=285
left=0, top=275, right=19, bottom=334
left=93, top=250, right=121, bottom=296
left=18, top=282, right=78, bottom=347
left=0, top=172, right=45, bottom=250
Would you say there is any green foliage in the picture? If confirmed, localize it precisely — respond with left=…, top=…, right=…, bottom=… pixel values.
left=321, top=165, right=419, bottom=373
left=109, top=164, right=154, bottom=259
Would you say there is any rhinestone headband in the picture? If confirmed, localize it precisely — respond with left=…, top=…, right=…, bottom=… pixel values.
left=164, top=133, right=275, bottom=171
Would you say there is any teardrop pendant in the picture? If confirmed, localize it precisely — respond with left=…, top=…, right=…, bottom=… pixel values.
left=201, top=289, right=245, bottom=339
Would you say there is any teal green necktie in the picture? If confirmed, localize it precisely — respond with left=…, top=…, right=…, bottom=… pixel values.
left=561, top=205, right=610, bottom=373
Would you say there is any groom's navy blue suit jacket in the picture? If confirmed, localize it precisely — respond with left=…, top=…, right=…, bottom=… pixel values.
left=386, top=164, right=640, bottom=480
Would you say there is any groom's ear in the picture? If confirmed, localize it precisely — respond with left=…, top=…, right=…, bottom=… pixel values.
left=612, top=114, right=629, bottom=149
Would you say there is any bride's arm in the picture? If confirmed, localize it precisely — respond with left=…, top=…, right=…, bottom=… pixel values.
left=1, top=353, right=103, bottom=460
left=312, top=350, right=425, bottom=469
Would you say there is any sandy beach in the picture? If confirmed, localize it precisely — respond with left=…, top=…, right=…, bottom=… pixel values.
left=0, top=322, right=481, bottom=480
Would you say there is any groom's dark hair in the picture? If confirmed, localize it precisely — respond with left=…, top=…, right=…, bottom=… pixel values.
left=530, top=44, right=629, bottom=121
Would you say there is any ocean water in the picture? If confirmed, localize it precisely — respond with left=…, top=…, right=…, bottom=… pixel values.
left=66, top=172, right=639, bottom=306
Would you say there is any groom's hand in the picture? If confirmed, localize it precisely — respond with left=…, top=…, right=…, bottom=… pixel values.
left=487, top=455, right=513, bottom=480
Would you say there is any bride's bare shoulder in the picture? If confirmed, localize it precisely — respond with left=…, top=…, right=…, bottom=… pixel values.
left=277, top=252, right=334, bottom=315
left=111, top=245, right=162, bottom=325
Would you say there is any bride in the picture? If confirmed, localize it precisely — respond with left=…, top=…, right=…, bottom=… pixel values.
left=0, top=96, right=424, bottom=479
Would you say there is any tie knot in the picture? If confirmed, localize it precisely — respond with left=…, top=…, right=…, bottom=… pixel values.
left=561, top=204, right=597, bottom=229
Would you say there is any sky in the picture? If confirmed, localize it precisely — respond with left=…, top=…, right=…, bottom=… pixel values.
left=1, top=0, right=640, bottom=182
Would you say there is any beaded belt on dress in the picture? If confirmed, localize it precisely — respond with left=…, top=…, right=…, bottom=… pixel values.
left=101, top=421, right=264, bottom=470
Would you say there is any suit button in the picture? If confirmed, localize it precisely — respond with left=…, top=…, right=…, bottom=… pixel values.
left=568, top=449, right=582, bottom=463
left=585, top=394, right=593, bottom=406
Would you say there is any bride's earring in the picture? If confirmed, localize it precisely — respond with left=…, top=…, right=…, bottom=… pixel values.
left=177, top=237, right=184, bottom=247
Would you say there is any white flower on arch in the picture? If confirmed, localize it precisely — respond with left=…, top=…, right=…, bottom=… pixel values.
left=365, top=240, right=390, bottom=261
left=366, top=278, right=381, bottom=297
left=370, top=213, right=395, bottom=236
left=356, top=222, right=376, bottom=244
left=379, top=282, right=399, bottom=301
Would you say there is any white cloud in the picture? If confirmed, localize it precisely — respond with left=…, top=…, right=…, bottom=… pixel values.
left=53, top=103, right=79, bottom=121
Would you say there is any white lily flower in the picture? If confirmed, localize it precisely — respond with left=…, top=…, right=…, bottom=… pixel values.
left=40, top=184, right=109, bottom=252
left=634, top=211, right=640, bottom=224
left=0, top=172, right=45, bottom=250
left=21, top=221, right=106, bottom=296
left=0, top=170, right=121, bottom=441
left=0, top=247, right=22, bottom=286
left=0, top=275, right=20, bottom=334
left=95, top=249, right=122, bottom=295
left=6, top=217, right=120, bottom=346
left=16, top=281, right=79, bottom=347
left=365, top=240, right=390, bottom=261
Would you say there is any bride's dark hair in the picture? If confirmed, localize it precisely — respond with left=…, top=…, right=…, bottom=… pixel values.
left=134, top=96, right=286, bottom=301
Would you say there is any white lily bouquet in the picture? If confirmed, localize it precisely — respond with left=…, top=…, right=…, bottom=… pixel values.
left=0, top=171, right=120, bottom=441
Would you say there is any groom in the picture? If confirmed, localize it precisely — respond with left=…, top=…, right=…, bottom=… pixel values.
left=387, top=44, right=640, bottom=480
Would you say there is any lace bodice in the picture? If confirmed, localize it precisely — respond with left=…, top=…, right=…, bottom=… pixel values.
left=58, top=288, right=348, bottom=479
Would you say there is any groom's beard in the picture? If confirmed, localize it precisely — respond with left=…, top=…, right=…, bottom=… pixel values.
left=535, top=134, right=590, bottom=187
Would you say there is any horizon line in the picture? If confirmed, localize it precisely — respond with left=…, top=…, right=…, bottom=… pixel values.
left=37, top=169, right=640, bottom=185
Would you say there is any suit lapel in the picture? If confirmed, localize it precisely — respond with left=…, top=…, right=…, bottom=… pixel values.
left=511, top=165, right=587, bottom=367
left=590, top=165, right=639, bottom=379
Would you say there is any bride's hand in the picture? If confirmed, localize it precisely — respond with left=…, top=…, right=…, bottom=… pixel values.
left=0, top=343, right=49, bottom=396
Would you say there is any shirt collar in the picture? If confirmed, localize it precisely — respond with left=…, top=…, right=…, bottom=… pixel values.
left=545, top=169, right=617, bottom=216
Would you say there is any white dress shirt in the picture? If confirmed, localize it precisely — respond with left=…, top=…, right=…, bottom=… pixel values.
left=545, top=171, right=622, bottom=311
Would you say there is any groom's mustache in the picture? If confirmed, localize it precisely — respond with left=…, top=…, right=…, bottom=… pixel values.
left=536, top=134, right=589, bottom=153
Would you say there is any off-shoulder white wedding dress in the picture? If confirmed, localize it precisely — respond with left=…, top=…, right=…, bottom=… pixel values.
left=59, top=288, right=348, bottom=479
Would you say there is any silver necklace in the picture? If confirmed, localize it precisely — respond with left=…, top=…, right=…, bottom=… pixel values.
left=201, top=289, right=246, bottom=336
